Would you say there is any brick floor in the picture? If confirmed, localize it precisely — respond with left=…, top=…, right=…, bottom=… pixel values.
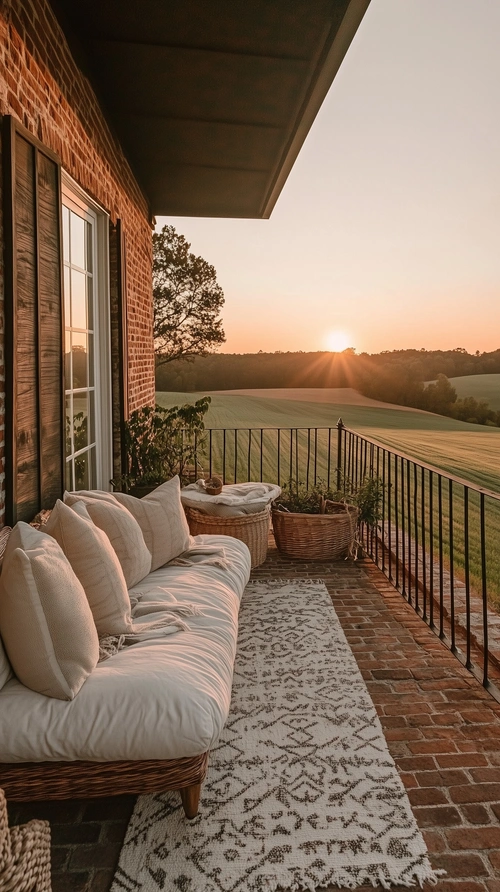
left=7, top=545, right=500, bottom=891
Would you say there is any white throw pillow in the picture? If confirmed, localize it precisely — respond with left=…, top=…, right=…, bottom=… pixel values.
left=0, top=523, right=99, bottom=700
left=64, top=493, right=151, bottom=587
left=44, top=500, right=133, bottom=636
left=0, top=637, right=13, bottom=690
left=114, top=476, right=191, bottom=571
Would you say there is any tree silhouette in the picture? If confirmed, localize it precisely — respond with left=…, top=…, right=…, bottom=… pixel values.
left=153, top=225, right=225, bottom=364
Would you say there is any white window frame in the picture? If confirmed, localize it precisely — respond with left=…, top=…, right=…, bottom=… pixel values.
left=62, top=172, right=113, bottom=490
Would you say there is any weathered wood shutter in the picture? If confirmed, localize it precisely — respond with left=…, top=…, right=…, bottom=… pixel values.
left=3, top=117, right=64, bottom=525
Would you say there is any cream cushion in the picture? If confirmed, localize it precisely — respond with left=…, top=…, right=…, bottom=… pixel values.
left=115, top=476, right=191, bottom=571
left=0, top=638, right=13, bottom=690
left=0, top=523, right=99, bottom=700
left=44, top=500, right=133, bottom=636
left=64, top=492, right=151, bottom=588
left=0, top=534, right=252, bottom=761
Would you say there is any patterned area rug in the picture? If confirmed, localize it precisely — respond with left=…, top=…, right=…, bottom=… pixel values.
left=112, top=580, right=440, bottom=891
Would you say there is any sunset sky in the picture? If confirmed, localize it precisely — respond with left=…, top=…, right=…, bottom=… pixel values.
left=156, top=0, right=500, bottom=356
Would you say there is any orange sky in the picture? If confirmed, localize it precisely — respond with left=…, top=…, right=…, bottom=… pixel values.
left=157, top=0, right=500, bottom=356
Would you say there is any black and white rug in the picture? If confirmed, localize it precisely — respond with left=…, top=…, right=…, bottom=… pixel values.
left=112, top=580, right=440, bottom=891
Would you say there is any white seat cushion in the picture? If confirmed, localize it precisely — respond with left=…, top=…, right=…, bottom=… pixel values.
left=0, top=535, right=251, bottom=761
left=64, top=493, right=151, bottom=588
left=44, top=500, right=133, bottom=637
left=114, top=476, right=191, bottom=571
left=0, top=523, right=99, bottom=700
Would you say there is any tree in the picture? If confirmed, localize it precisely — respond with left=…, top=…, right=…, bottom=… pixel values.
left=153, top=225, right=225, bottom=364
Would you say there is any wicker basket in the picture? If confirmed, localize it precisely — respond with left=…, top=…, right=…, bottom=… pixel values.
left=272, top=502, right=357, bottom=561
left=0, top=788, right=51, bottom=891
left=185, top=505, right=270, bottom=568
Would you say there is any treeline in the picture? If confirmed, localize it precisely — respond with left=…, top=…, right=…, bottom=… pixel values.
left=155, top=347, right=500, bottom=427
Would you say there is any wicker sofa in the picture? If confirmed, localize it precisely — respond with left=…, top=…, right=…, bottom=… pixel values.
left=0, top=482, right=251, bottom=818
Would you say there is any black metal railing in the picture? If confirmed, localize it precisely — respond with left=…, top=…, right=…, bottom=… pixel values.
left=336, top=420, right=500, bottom=700
left=189, top=419, right=500, bottom=699
left=193, top=427, right=338, bottom=491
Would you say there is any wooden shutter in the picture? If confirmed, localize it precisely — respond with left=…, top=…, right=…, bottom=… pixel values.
left=3, top=117, right=64, bottom=525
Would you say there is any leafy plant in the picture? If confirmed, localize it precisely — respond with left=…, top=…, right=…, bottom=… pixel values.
left=112, top=397, right=210, bottom=491
left=275, top=479, right=340, bottom=514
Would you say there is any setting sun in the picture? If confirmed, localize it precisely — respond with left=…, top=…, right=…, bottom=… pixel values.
left=325, top=330, right=352, bottom=353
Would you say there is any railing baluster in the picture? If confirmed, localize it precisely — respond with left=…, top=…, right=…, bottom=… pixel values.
left=421, top=465, right=427, bottom=622
left=429, top=470, right=434, bottom=629
left=449, top=479, right=456, bottom=653
left=480, top=492, right=489, bottom=688
left=306, top=429, right=311, bottom=490
left=464, top=486, right=471, bottom=669
left=234, top=429, right=238, bottom=483
left=260, top=429, right=263, bottom=482
left=277, top=429, right=281, bottom=487
left=438, top=475, right=444, bottom=639
left=401, top=457, right=406, bottom=597
left=413, top=462, right=419, bottom=613
left=247, top=429, right=252, bottom=481
left=394, top=455, right=399, bottom=589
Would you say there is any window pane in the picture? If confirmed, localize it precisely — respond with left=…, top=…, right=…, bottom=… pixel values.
left=64, top=265, right=70, bottom=326
left=65, top=459, right=73, bottom=491
left=74, top=451, right=89, bottom=490
left=86, top=220, right=93, bottom=273
left=88, top=390, right=96, bottom=444
left=65, top=331, right=71, bottom=387
left=73, top=393, right=89, bottom=452
left=71, top=269, right=87, bottom=329
left=65, top=394, right=73, bottom=455
left=63, top=207, right=70, bottom=264
left=70, top=210, right=85, bottom=269
left=87, top=276, right=94, bottom=331
left=88, top=445, right=96, bottom=489
left=88, top=333, right=94, bottom=386
left=71, top=332, right=88, bottom=388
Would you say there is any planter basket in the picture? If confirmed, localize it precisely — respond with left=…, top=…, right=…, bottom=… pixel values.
left=272, top=502, right=357, bottom=561
left=0, top=787, right=51, bottom=891
left=185, top=505, right=270, bottom=568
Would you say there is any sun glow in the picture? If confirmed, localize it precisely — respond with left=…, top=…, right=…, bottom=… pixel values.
left=325, top=329, right=352, bottom=353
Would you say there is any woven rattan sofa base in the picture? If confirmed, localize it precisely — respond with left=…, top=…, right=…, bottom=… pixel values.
left=185, top=505, right=270, bottom=568
left=272, top=503, right=357, bottom=561
left=0, top=751, right=208, bottom=818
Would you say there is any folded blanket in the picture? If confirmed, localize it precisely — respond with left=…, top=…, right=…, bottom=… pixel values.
left=181, top=481, right=281, bottom=516
left=169, top=543, right=229, bottom=570
left=98, top=601, right=204, bottom=661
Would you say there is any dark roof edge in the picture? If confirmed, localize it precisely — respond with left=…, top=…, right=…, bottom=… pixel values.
left=260, top=0, right=371, bottom=219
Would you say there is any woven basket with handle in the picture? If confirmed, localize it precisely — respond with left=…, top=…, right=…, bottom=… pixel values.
left=272, top=500, right=357, bottom=561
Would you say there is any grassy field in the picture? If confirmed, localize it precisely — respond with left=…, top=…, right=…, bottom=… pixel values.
left=449, top=374, right=500, bottom=410
left=156, top=387, right=500, bottom=493
left=157, top=387, right=500, bottom=609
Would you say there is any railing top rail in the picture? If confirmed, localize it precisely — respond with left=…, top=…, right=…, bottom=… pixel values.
left=339, top=423, right=500, bottom=504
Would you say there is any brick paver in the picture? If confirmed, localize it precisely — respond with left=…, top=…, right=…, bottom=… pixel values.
left=7, top=545, right=500, bottom=891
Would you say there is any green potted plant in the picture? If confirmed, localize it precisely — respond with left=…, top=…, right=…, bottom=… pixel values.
left=271, top=475, right=383, bottom=561
left=112, top=396, right=210, bottom=496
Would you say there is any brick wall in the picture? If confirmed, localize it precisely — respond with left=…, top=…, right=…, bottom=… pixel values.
left=0, top=0, right=157, bottom=521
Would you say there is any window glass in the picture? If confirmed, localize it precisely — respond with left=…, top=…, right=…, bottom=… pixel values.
left=62, top=197, right=99, bottom=491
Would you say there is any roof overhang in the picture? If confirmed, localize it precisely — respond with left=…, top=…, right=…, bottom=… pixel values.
left=49, top=0, right=370, bottom=218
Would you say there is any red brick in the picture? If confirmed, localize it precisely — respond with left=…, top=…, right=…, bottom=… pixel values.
left=449, top=783, right=500, bottom=804
left=489, top=851, right=500, bottom=869
left=446, top=827, right=500, bottom=849
left=432, top=883, right=486, bottom=892
left=470, top=768, right=500, bottom=784
left=422, top=830, right=447, bottom=853
left=415, top=769, right=469, bottom=787
left=409, top=740, right=458, bottom=754
left=413, top=805, right=462, bottom=827
left=408, top=787, right=448, bottom=806
left=371, top=668, right=413, bottom=679
left=431, top=853, right=489, bottom=877
left=461, top=804, right=491, bottom=824
left=437, top=755, right=488, bottom=769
